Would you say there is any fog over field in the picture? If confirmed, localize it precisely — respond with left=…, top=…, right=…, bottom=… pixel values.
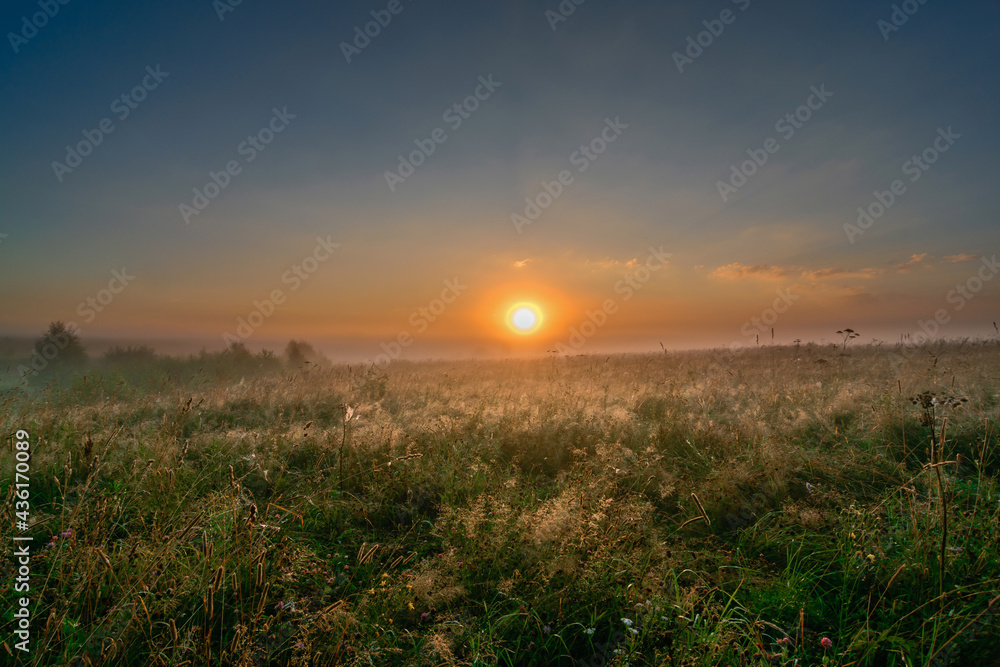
left=2, top=0, right=999, bottom=665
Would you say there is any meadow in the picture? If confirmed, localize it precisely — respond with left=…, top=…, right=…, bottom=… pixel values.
left=2, top=339, right=999, bottom=666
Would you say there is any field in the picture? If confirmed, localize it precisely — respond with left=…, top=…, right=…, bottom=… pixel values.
left=2, top=340, right=1000, bottom=666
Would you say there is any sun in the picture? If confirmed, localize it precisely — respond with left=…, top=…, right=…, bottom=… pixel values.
left=506, top=302, right=544, bottom=335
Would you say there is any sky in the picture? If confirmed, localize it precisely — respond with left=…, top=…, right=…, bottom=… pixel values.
left=1, top=0, right=998, bottom=362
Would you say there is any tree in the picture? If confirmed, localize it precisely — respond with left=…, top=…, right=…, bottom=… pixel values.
left=284, top=340, right=327, bottom=368
left=285, top=340, right=307, bottom=368
left=31, top=321, right=88, bottom=378
left=221, top=341, right=254, bottom=367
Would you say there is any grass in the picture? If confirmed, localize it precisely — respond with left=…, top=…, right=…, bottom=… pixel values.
left=1, top=339, right=999, bottom=665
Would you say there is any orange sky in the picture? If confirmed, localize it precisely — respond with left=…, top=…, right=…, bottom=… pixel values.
left=1, top=2, right=997, bottom=362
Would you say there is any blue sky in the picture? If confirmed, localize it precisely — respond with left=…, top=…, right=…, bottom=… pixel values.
left=1, top=0, right=998, bottom=359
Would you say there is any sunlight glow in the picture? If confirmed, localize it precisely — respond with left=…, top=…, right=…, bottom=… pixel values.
left=506, top=302, right=543, bottom=335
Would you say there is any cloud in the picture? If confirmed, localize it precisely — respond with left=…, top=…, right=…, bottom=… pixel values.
left=513, top=258, right=533, bottom=268
left=713, top=262, right=887, bottom=284
left=721, top=256, right=940, bottom=281
left=802, top=267, right=882, bottom=281
left=944, top=253, right=977, bottom=263
left=893, top=253, right=933, bottom=272
left=585, top=257, right=639, bottom=270
left=711, top=263, right=791, bottom=281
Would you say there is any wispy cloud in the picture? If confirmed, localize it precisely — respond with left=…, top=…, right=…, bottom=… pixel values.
left=803, top=267, right=882, bottom=281
left=944, top=253, right=977, bottom=263
left=585, top=257, right=641, bottom=270
left=711, top=263, right=791, bottom=281
left=513, top=258, right=533, bottom=269
left=893, top=253, right=933, bottom=272
left=712, top=263, right=882, bottom=282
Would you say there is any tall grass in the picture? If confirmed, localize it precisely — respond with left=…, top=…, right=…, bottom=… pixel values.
left=1, top=340, right=998, bottom=665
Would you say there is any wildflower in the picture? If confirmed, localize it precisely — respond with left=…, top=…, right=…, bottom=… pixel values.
left=867, top=554, right=876, bottom=562
left=628, top=628, right=638, bottom=635
left=408, top=602, right=414, bottom=610
left=806, top=482, right=814, bottom=493
left=543, top=625, right=551, bottom=634
left=275, top=601, right=285, bottom=610
left=621, top=618, right=633, bottom=627
left=420, top=612, right=429, bottom=621
left=821, top=637, right=833, bottom=649
left=777, top=637, right=791, bottom=647
left=61, top=529, right=73, bottom=538
left=585, top=628, right=595, bottom=635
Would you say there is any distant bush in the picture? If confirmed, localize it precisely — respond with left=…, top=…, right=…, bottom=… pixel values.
left=103, top=345, right=157, bottom=365
left=191, top=342, right=284, bottom=379
left=284, top=339, right=329, bottom=369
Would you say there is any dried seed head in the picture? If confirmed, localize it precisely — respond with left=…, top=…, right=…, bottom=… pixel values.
left=211, top=565, right=225, bottom=592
